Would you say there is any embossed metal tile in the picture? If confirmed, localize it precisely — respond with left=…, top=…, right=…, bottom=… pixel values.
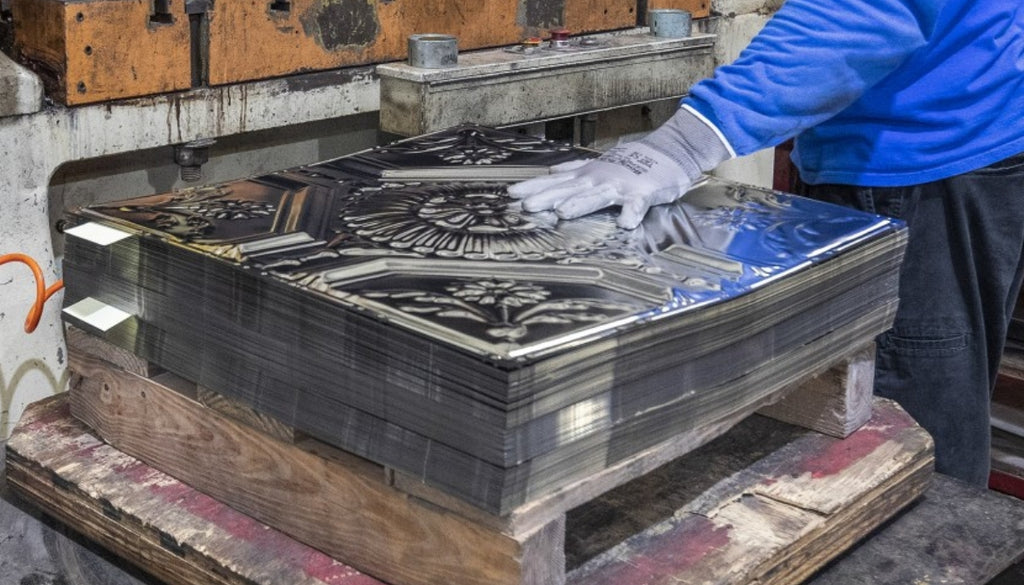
left=73, top=126, right=900, bottom=363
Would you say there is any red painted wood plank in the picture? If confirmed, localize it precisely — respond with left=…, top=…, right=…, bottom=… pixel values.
left=8, top=397, right=385, bottom=585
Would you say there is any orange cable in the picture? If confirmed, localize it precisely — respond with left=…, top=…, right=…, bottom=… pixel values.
left=0, top=253, right=65, bottom=333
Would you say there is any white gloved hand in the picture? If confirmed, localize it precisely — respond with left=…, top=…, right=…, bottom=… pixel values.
left=509, top=143, right=695, bottom=229
left=508, top=107, right=734, bottom=229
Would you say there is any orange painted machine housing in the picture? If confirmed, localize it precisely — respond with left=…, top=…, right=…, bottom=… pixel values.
left=12, top=0, right=709, bottom=106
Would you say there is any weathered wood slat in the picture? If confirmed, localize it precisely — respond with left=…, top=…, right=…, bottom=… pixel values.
left=758, top=344, right=875, bottom=438
left=5, top=396, right=383, bottom=585
left=567, top=398, right=934, bottom=585
left=197, top=385, right=305, bottom=444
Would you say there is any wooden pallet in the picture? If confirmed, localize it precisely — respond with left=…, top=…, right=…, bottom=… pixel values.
left=6, top=392, right=933, bottom=585
left=2, top=329, right=933, bottom=585
left=5, top=396, right=384, bottom=585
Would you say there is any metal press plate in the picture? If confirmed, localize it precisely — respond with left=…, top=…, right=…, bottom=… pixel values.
left=74, top=126, right=900, bottom=362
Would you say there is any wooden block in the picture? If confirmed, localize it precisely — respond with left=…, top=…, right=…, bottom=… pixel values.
left=567, top=398, right=934, bottom=585
left=8, top=394, right=933, bottom=585
left=68, top=325, right=275, bottom=429
left=12, top=0, right=191, bottom=105
left=65, top=324, right=162, bottom=378
left=758, top=344, right=875, bottom=438
left=66, top=349, right=564, bottom=585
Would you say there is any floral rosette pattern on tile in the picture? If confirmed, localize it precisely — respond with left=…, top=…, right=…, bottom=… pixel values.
left=336, top=183, right=618, bottom=261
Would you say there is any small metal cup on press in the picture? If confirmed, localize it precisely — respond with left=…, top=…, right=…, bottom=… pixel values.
left=408, top=34, right=459, bottom=69
left=648, top=9, right=692, bottom=38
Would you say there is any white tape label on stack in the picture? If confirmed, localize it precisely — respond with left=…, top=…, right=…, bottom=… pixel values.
left=63, top=297, right=132, bottom=332
left=65, top=222, right=131, bottom=246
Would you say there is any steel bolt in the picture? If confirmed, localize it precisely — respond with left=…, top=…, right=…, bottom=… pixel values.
left=174, top=138, right=216, bottom=182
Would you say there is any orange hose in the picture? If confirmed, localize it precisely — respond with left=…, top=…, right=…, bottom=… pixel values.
left=0, top=253, right=65, bottom=333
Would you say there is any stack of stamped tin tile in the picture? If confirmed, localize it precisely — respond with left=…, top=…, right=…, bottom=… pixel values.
left=61, top=126, right=906, bottom=514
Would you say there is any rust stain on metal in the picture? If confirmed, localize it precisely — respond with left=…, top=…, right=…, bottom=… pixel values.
left=518, top=0, right=565, bottom=29
left=284, top=66, right=378, bottom=93
left=301, top=0, right=380, bottom=52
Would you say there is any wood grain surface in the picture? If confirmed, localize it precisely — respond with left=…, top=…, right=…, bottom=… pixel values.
left=197, top=385, right=305, bottom=443
left=208, top=0, right=653, bottom=86
left=758, top=344, right=875, bottom=438
left=66, top=325, right=160, bottom=377
left=67, top=349, right=558, bottom=585
left=6, top=396, right=383, bottom=585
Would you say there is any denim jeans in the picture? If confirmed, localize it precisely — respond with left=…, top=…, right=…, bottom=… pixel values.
left=798, top=150, right=1024, bottom=485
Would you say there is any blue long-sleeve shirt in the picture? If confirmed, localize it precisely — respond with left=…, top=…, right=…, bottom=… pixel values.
left=682, top=0, right=1024, bottom=186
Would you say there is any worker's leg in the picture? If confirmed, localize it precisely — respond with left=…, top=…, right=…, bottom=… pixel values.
left=799, top=150, right=1024, bottom=485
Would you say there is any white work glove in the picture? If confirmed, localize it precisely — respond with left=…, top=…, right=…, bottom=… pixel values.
left=508, top=107, right=733, bottom=229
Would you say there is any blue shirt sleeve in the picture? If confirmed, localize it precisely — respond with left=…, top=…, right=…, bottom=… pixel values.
left=683, top=0, right=948, bottom=156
